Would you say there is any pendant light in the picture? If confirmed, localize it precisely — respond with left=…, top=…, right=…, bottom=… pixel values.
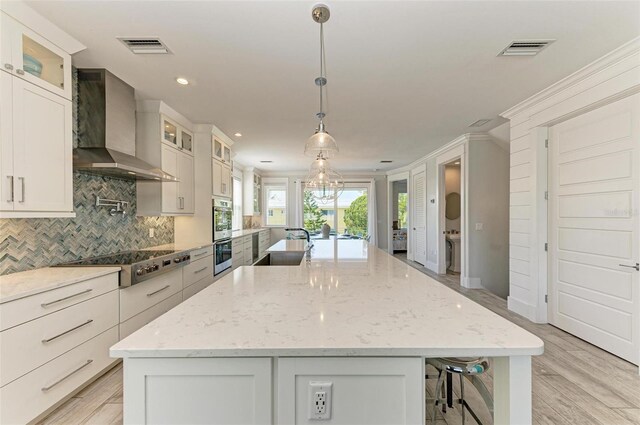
left=304, top=4, right=338, bottom=158
left=306, top=153, right=345, bottom=202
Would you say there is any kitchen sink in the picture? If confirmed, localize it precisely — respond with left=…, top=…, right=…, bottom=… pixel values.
left=254, top=252, right=305, bottom=266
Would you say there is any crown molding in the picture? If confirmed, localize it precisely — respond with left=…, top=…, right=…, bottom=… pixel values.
left=501, top=36, right=640, bottom=119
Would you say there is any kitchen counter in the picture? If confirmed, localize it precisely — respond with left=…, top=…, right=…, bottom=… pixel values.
left=0, top=266, right=121, bottom=304
left=231, top=228, right=269, bottom=238
left=112, top=239, right=541, bottom=424
left=142, top=242, right=214, bottom=251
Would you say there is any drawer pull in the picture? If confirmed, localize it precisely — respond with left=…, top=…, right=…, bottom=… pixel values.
left=42, top=319, right=94, bottom=343
left=41, top=359, right=93, bottom=392
left=194, top=266, right=208, bottom=274
left=41, top=288, right=93, bottom=307
left=146, top=285, right=170, bottom=297
left=192, top=251, right=208, bottom=258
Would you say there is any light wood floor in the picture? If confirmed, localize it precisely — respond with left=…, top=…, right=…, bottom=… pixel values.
left=38, top=254, right=640, bottom=425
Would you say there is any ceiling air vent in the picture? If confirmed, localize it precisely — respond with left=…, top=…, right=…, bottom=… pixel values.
left=118, top=37, right=171, bottom=54
left=499, top=39, right=555, bottom=56
left=260, top=160, right=273, bottom=163
left=380, top=160, right=393, bottom=163
left=469, top=119, right=492, bottom=128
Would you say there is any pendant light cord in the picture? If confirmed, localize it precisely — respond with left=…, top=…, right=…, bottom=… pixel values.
left=319, top=22, right=325, bottom=122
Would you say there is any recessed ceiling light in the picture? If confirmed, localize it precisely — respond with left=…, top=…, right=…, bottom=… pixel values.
left=454, top=161, right=460, bottom=165
left=234, top=133, right=242, bottom=137
left=176, top=77, right=189, bottom=85
left=260, top=160, right=273, bottom=163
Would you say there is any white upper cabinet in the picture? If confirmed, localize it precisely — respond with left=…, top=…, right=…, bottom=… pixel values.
left=1, top=12, right=72, bottom=100
left=136, top=101, right=195, bottom=216
left=0, top=8, right=77, bottom=218
left=212, top=159, right=232, bottom=198
left=212, top=137, right=232, bottom=167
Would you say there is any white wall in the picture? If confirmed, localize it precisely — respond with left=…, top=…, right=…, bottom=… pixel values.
left=467, top=138, right=510, bottom=298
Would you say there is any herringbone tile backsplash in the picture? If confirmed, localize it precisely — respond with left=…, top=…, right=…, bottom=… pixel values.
left=0, top=172, right=174, bottom=275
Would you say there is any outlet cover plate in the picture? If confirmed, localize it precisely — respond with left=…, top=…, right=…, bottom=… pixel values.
left=308, top=381, right=333, bottom=420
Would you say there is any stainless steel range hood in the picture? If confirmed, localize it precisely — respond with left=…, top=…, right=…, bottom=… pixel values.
left=74, top=69, right=177, bottom=182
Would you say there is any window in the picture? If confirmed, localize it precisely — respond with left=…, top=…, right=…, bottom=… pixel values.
left=263, top=181, right=287, bottom=227
left=232, top=177, right=242, bottom=231
left=303, top=183, right=369, bottom=239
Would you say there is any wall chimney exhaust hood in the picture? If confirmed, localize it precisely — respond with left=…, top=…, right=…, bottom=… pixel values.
left=74, top=69, right=177, bottom=182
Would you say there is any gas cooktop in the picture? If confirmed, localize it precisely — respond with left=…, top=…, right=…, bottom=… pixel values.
left=54, top=249, right=193, bottom=287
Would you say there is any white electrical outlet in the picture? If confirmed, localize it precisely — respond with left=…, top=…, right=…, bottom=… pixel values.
left=308, top=381, right=332, bottom=420
left=149, top=228, right=155, bottom=238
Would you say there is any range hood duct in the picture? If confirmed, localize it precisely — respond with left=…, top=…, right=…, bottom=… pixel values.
left=74, top=69, right=177, bottom=182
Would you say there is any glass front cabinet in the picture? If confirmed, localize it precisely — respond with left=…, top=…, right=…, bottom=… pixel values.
left=212, top=137, right=232, bottom=165
left=1, top=12, right=71, bottom=100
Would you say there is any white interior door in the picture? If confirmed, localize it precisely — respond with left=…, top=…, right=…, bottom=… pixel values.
left=412, top=168, right=427, bottom=265
left=549, top=93, right=640, bottom=364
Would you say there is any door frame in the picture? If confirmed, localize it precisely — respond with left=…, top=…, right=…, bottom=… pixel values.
left=436, top=144, right=470, bottom=285
left=387, top=172, right=410, bottom=255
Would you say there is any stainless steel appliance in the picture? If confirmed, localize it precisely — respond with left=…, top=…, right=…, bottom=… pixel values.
left=213, top=198, right=233, bottom=241
left=214, top=239, right=233, bottom=275
left=74, top=69, right=177, bottom=182
left=54, top=249, right=191, bottom=287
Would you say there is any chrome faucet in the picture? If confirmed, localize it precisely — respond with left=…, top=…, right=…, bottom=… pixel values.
left=285, top=228, right=314, bottom=261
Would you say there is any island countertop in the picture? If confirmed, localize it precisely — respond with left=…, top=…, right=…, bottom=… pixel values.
left=111, top=240, right=543, bottom=358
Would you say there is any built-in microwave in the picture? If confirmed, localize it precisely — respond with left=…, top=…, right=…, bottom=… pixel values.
left=213, top=198, right=233, bottom=241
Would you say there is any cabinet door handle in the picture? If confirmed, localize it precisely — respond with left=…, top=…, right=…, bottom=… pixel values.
left=194, top=266, right=208, bottom=274
left=6, top=176, right=13, bottom=202
left=4, top=63, right=13, bottom=71
left=619, top=263, right=639, bottom=271
left=192, top=251, right=207, bottom=258
left=16, top=69, right=24, bottom=75
left=42, top=319, right=94, bottom=343
left=41, top=288, right=93, bottom=307
left=42, top=360, right=93, bottom=392
left=18, top=177, right=24, bottom=203
left=147, top=284, right=170, bottom=297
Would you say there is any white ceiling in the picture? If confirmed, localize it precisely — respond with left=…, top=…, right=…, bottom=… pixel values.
left=27, top=1, right=640, bottom=172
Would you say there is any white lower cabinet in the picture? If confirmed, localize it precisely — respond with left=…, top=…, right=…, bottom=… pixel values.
left=119, top=292, right=182, bottom=339
left=119, top=268, right=183, bottom=322
left=0, top=326, right=119, bottom=425
left=182, top=277, right=212, bottom=301
left=124, top=357, right=272, bottom=425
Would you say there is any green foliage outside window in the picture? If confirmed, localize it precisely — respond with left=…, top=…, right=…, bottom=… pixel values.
left=344, top=194, right=368, bottom=236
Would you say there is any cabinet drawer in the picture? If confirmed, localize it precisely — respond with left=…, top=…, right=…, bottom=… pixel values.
left=183, top=277, right=212, bottom=301
left=241, top=235, right=252, bottom=245
left=232, top=241, right=244, bottom=254
left=183, top=257, right=213, bottom=288
left=0, top=272, right=119, bottom=331
left=0, top=326, right=118, bottom=425
left=119, top=292, right=182, bottom=340
left=0, top=290, right=118, bottom=387
left=119, top=268, right=182, bottom=322
left=233, top=252, right=244, bottom=269
left=190, top=245, right=213, bottom=261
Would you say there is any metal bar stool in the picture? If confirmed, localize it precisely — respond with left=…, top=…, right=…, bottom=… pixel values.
left=426, top=357, right=493, bottom=425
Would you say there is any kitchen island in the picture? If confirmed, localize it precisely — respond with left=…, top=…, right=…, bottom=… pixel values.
left=111, top=239, right=543, bottom=425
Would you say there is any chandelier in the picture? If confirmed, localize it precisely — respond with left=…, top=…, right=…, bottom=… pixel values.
left=305, top=4, right=343, bottom=202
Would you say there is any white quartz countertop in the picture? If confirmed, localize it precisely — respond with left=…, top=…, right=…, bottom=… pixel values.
left=142, top=242, right=214, bottom=251
left=111, top=239, right=543, bottom=359
left=231, top=228, right=269, bottom=238
left=0, top=267, right=121, bottom=304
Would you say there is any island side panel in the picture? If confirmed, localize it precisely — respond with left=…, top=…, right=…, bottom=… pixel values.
left=277, top=357, right=424, bottom=425
left=123, top=357, right=272, bottom=425
left=493, top=355, right=532, bottom=425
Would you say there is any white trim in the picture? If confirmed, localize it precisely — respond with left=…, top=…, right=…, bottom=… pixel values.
left=462, top=277, right=482, bottom=289
left=386, top=133, right=470, bottom=176
left=262, top=177, right=289, bottom=228
left=211, top=124, right=235, bottom=147
left=387, top=172, right=410, bottom=255
left=501, top=36, right=640, bottom=119
left=507, top=296, right=536, bottom=320
left=426, top=261, right=438, bottom=273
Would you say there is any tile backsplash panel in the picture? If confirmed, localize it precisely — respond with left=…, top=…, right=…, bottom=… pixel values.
left=0, top=172, right=174, bottom=275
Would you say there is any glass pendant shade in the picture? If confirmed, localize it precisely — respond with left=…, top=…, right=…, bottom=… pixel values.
left=304, top=129, right=338, bottom=158
left=306, top=159, right=345, bottom=202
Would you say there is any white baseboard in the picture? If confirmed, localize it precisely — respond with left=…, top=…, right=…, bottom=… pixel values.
left=507, top=296, right=536, bottom=321
left=461, top=277, right=482, bottom=289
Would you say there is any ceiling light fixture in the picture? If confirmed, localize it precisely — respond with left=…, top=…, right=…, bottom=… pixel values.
left=234, top=132, right=242, bottom=137
left=304, top=4, right=338, bottom=159
left=176, top=77, right=189, bottom=85
left=306, top=153, right=344, bottom=202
